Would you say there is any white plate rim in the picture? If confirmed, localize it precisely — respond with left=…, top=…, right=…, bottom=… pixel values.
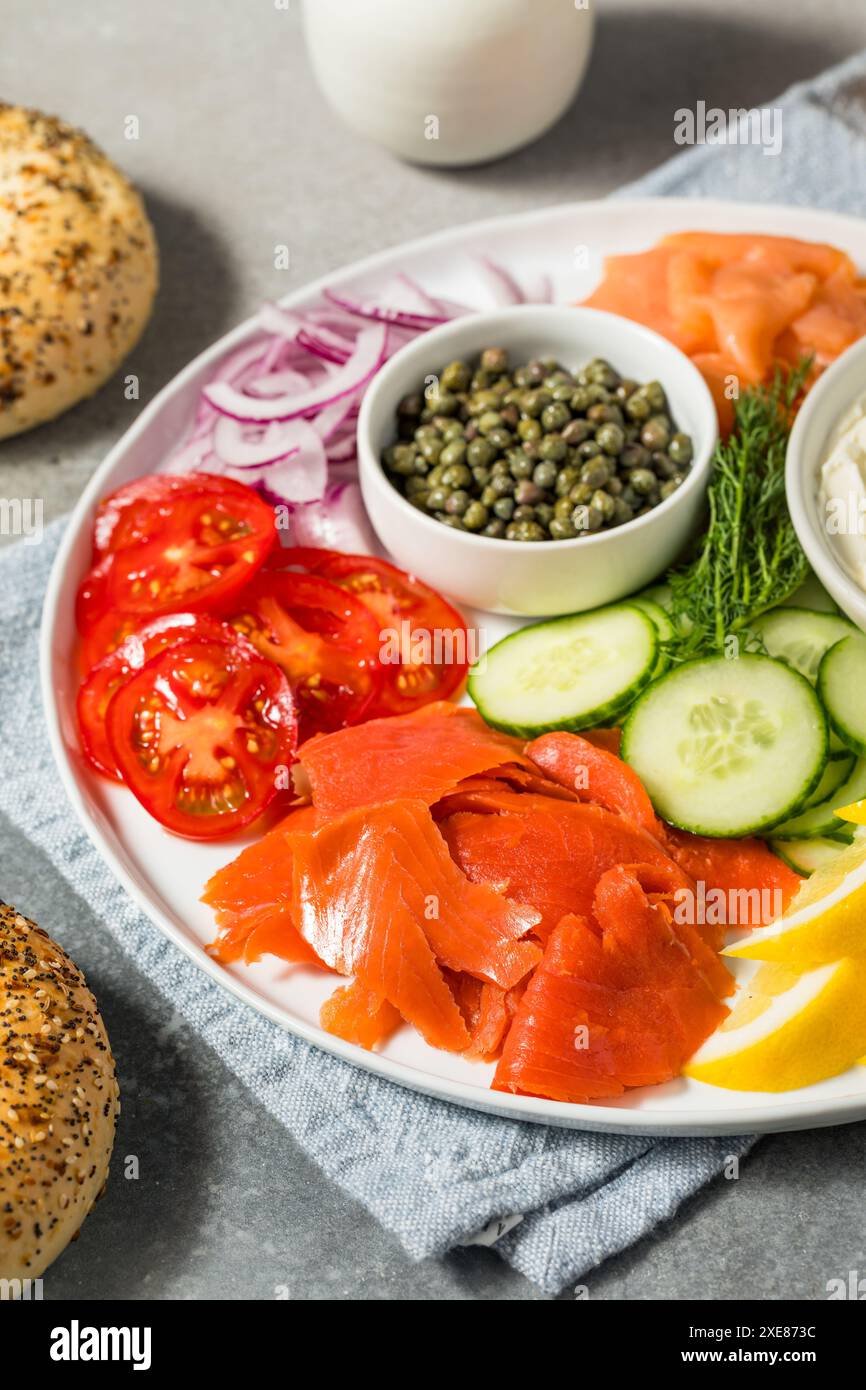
left=40, top=195, right=866, bottom=1136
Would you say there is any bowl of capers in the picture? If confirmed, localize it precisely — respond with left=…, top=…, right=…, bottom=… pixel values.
left=358, top=305, right=718, bottom=615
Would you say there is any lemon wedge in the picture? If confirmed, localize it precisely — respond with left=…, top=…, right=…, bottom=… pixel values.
left=686, top=959, right=866, bottom=1091
left=724, top=830, right=866, bottom=966
left=835, top=798, right=866, bottom=825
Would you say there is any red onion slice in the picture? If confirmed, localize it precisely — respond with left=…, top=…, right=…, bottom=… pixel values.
left=221, top=421, right=327, bottom=503
left=259, top=302, right=354, bottom=365
left=291, top=481, right=378, bottom=554
left=324, top=285, right=447, bottom=332
left=476, top=256, right=526, bottom=306
left=203, top=325, right=388, bottom=423
left=213, top=416, right=303, bottom=469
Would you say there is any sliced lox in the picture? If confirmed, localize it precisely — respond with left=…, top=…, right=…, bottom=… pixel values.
left=204, top=805, right=322, bottom=966
left=288, top=797, right=541, bottom=1051
left=297, top=701, right=531, bottom=820
left=493, top=865, right=731, bottom=1103
left=526, top=730, right=660, bottom=834
left=440, top=791, right=689, bottom=940
left=320, top=979, right=403, bottom=1051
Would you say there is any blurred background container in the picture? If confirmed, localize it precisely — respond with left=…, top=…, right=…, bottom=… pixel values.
left=302, top=0, right=596, bottom=166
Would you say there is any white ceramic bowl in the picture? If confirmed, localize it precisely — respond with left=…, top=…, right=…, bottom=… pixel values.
left=358, top=305, right=718, bottom=615
left=786, top=336, right=866, bottom=632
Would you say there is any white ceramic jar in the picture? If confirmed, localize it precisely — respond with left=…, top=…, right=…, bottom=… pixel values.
left=302, top=0, right=595, bottom=166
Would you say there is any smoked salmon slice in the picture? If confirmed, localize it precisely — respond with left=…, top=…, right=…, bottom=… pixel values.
left=580, top=231, right=866, bottom=430
left=661, top=823, right=802, bottom=946
left=526, top=731, right=660, bottom=834
left=204, top=805, right=322, bottom=966
left=287, top=797, right=540, bottom=1051
left=297, top=701, right=531, bottom=820
left=493, top=866, right=731, bottom=1103
left=320, top=979, right=403, bottom=1051
left=440, top=791, right=690, bottom=940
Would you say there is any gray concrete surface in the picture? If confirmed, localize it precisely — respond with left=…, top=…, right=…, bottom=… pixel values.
left=1, top=0, right=865, bottom=1300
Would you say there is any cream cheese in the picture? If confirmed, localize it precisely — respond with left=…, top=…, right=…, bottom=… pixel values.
left=818, top=392, right=866, bottom=591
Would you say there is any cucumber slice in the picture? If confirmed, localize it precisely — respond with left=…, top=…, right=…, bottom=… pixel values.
left=770, top=755, right=866, bottom=839
left=750, top=607, right=855, bottom=683
left=629, top=596, right=674, bottom=681
left=771, top=837, right=846, bottom=875
left=468, top=603, right=658, bottom=737
left=802, top=753, right=854, bottom=809
left=780, top=572, right=839, bottom=615
left=621, top=654, right=827, bottom=837
left=818, top=633, right=866, bottom=756
left=638, top=583, right=673, bottom=612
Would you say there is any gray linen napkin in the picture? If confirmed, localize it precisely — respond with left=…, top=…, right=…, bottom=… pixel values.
left=3, top=49, right=865, bottom=1296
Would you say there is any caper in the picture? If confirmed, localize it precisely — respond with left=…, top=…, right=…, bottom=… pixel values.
left=419, top=437, right=443, bottom=465
left=669, top=432, right=693, bottom=465
left=462, top=501, right=488, bottom=531
left=408, top=492, right=430, bottom=511
left=439, top=440, right=468, bottom=471
left=570, top=386, right=595, bottom=414
left=615, top=379, right=639, bottom=401
left=590, top=489, right=616, bottom=520
left=490, top=473, right=515, bottom=497
left=445, top=489, right=470, bottom=516
left=441, top=462, right=472, bottom=489
left=472, top=465, right=492, bottom=488
left=486, top=427, right=514, bottom=452
left=555, top=465, right=581, bottom=497
left=509, top=452, right=534, bottom=479
left=521, top=389, right=551, bottom=418
left=440, top=360, right=471, bottom=393
left=625, top=393, right=651, bottom=422
left=562, top=417, right=592, bottom=446
left=587, top=402, right=624, bottom=426
left=606, top=476, right=624, bottom=496
left=586, top=358, right=620, bottom=389
left=483, top=519, right=507, bottom=538
left=425, top=388, right=458, bottom=416
left=629, top=467, right=659, bottom=497
left=619, top=443, right=651, bottom=470
left=405, top=475, right=429, bottom=498
left=533, top=461, right=558, bottom=490
left=525, top=360, right=546, bottom=385
left=493, top=497, right=515, bottom=521
left=611, top=498, right=635, bottom=526
left=426, top=486, right=450, bottom=511
left=478, top=410, right=504, bottom=436
left=569, top=482, right=594, bottom=506
left=439, top=514, right=465, bottom=529
left=480, top=346, right=508, bottom=374
left=642, top=381, right=667, bottom=412
left=541, top=401, right=570, bottom=433
left=554, top=494, right=576, bottom=520
left=573, top=503, right=602, bottom=533
left=517, top=417, right=542, bottom=442
left=535, top=502, right=554, bottom=528
left=578, top=440, right=602, bottom=460
left=506, top=520, right=546, bottom=542
left=440, top=418, right=465, bottom=440
left=515, top=480, right=544, bottom=506
left=538, top=435, right=567, bottom=463
left=660, top=476, right=685, bottom=500
left=641, top=415, right=671, bottom=451
left=652, top=452, right=679, bottom=479
left=580, top=458, right=610, bottom=489
left=596, top=422, right=626, bottom=456
left=397, top=392, right=423, bottom=418
left=549, top=516, right=577, bottom=540
left=466, top=437, right=495, bottom=468
left=427, top=464, right=446, bottom=487
left=481, top=485, right=498, bottom=508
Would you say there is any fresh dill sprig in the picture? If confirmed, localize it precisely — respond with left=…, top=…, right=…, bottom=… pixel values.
left=665, top=360, right=813, bottom=662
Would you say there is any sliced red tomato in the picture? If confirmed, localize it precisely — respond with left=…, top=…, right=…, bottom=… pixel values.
left=284, top=549, right=470, bottom=716
left=106, top=637, right=296, bottom=839
left=77, top=614, right=236, bottom=778
left=92, top=472, right=259, bottom=558
left=78, top=483, right=276, bottom=627
left=224, top=571, right=382, bottom=741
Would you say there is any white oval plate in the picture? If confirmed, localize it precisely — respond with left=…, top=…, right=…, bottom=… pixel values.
left=42, top=197, right=866, bottom=1135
